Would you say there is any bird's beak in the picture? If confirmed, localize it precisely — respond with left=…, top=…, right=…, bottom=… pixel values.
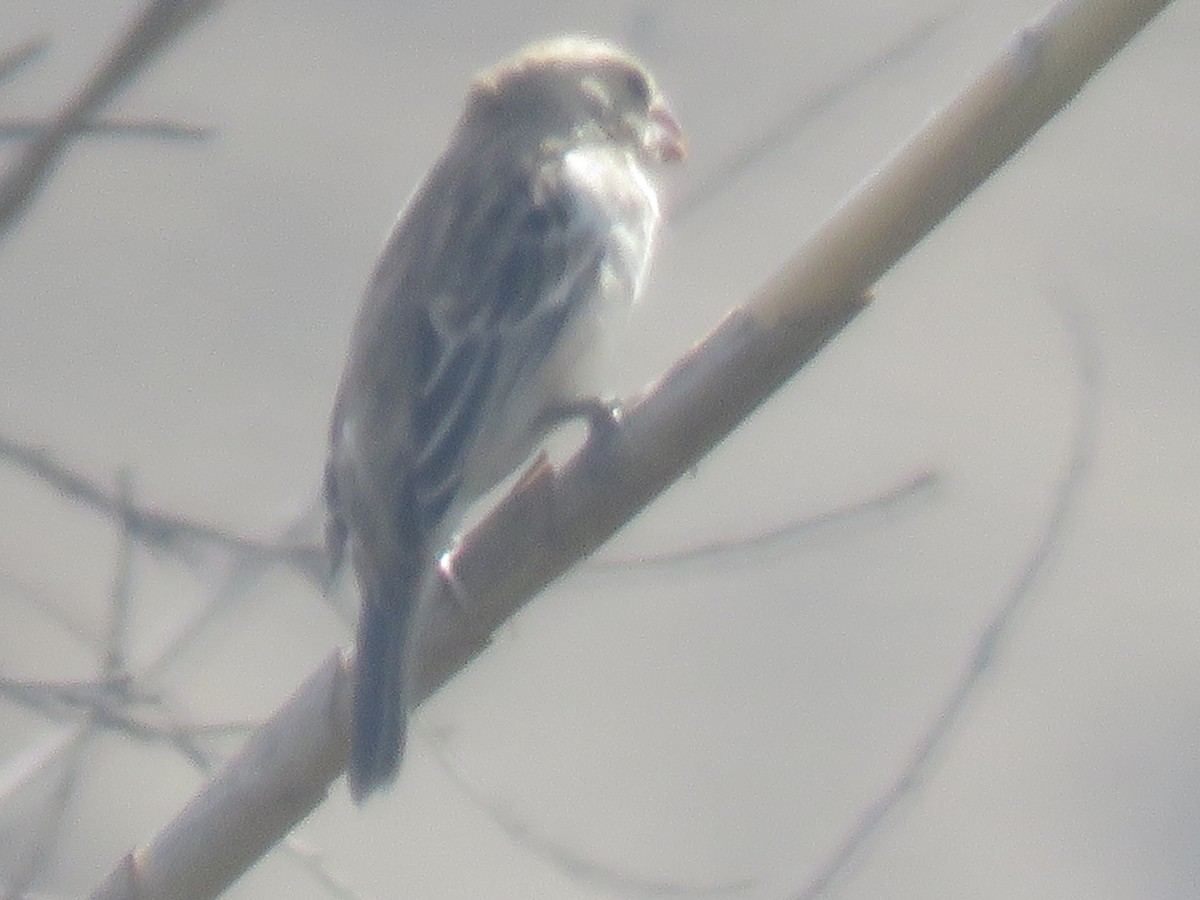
left=644, top=102, right=686, bottom=164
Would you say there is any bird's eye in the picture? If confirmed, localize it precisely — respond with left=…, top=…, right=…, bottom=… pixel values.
left=624, top=70, right=651, bottom=107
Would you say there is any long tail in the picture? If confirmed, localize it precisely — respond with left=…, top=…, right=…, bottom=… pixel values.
left=348, top=567, right=420, bottom=802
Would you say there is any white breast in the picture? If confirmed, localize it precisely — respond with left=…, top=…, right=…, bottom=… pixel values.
left=561, top=145, right=660, bottom=305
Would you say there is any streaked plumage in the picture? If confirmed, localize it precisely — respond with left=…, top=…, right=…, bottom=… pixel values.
left=325, top=36, right=684, bottom=802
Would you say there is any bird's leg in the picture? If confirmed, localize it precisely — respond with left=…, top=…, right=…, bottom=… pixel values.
left=436, top=540, right=470, bottom=614
left=535, top=395, right=624, bottom=442
left=436, top=541, right=497, bottom=647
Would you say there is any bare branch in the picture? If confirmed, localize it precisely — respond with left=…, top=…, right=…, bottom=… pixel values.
left=591, top=470, right=939, bottom=572
left=0, top=36, right=49, bottom=84
left=0, top=434, right=322, bottom=576
left=4, top=727, right=93, bottom=897
left=0, top=0, right=220, bottom=239
left=0, top=567, right=95, bottom=646
left=429, top=732, right=754, bottom=896
left=277, top=839, right=362, bottom=900
left=673, top=6, right=954, bottom=222
left=103, top=473, right=135, bottom=678
left=0, top=117, right=213, bottom=141
left=793, top=293, right=1100, bottom=900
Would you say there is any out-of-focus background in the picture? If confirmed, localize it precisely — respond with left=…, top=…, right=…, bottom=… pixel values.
left=2, top=1, right=1198, bottom=897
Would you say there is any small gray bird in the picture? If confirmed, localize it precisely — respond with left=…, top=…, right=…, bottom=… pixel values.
left=325, top=36, right=684, bottom=802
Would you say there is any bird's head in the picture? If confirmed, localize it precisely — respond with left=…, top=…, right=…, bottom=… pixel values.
left=465, top=36, right=685, bottom=166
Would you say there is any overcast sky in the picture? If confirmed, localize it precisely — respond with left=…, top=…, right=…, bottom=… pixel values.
left=2, top=2, right=1198, bottom=898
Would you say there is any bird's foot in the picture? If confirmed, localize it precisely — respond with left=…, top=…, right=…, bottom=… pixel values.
left=436, top=548, right=493, bottom=645
left=437, top=547, right=471, bottom=615
left=537, top=396, right=624, bottom=443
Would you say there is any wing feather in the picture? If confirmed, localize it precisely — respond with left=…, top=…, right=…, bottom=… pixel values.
left=402, top=160, right=607, bottom=533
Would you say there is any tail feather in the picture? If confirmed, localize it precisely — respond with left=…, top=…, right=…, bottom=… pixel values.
left=349, top=573, right=417, bottom=802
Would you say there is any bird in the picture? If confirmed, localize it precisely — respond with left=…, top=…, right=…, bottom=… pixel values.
left=324, top=35, right=685, bottom=803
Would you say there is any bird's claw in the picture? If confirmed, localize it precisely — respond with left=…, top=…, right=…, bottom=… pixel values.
left=437, top=549, right=495, bottom=646
left=437, top=549, right=471, bottom=615
left=539, top=396, right=624, bottom=442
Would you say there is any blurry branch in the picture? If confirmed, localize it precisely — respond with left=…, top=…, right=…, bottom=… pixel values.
left=88, top=2, right=1172, bottom=899
left=1, top=485, right=347, bottom=894
left=1, top=419, right=929, bottom=582
left=0, top=430, right=330, bottom=753
left=0, top=663, right=352, bottom=895
left=795, top=293, right=1100, bottom=900
left=0, top=0, right=220, bottom=240
left=0, top=434, right=324, bottom=577
left=0, top=434, right=322, bottom=750
left=103, top=472, right=136, bottom=679
left=3, top=726, right=93, bottom=899
left=137, top=510, right=330, bottom=676
left=0, top=728, right=83, bottom=807
left=2, top=479, right=141, bottom=895
left=673, top=5, right=951, bottom=222
left=0, top=36, right=49, bottom=84
left=279, top=840, right=360, bottom=900
left=592, top=469, right=939, bottom=571
left=418, top=468, right=936, bottom=894
left=0, top=431, right=331, bottom=696
left=0, top=566, right=95, bottom=646
left=1, top=674, right=170, bottom=732
left=0, top=117, right=212, bottom=141
left=428, top=729, right=754, bottom=896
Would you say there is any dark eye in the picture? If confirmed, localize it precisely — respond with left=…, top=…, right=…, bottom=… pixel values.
left=624, top=70, right=651, bottom=107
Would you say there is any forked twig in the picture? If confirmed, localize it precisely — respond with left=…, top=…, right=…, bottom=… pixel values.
left=0, top=0, right=220, bottom=238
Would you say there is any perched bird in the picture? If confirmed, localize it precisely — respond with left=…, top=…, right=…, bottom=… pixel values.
left=325, top=36, right=684, bottom=802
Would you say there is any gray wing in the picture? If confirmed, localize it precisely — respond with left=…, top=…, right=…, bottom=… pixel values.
left=326, top=154, right=615, bottom=570
left=407, top=162, right=612, bottom=531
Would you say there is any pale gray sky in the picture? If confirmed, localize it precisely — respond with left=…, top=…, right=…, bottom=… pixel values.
left=2, top=2, right=1198, bottom=898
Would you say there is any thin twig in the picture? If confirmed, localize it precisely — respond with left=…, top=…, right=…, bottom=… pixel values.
left=140, top=503, right=328, bottom=680
left=0, top=566, right=95, bottom=646
left=672, top=7, right=956, bottom=223
left=429, top=731, right=754, bottom=896
left=0, top=36, right=49, bottom=84
left=0, top=116, right=213, bottom=141
left=0, top=433, right=322, bottom=575
left=0, top=0, right=220, bottom=238
left=794, top=293, right=1099, bottom=899
left=591, top=470, right=938, bottom=571
left=103, top=472, right=136, bottom=678
left=279, top=839, right=363, bottom=900
left=3, top=725, right=94, bottom=897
